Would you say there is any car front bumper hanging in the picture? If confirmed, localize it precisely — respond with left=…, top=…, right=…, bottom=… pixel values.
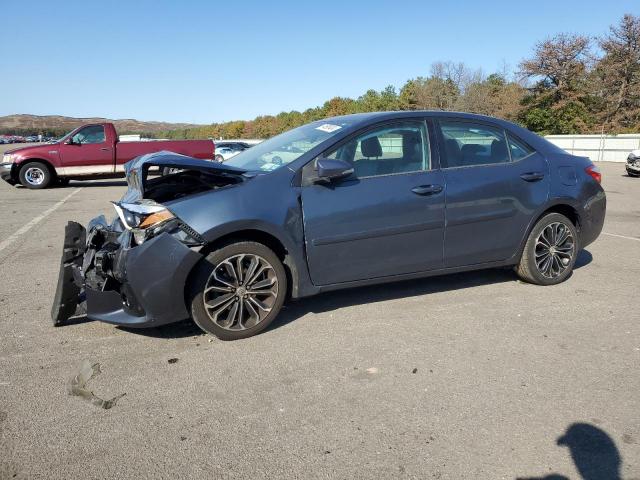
left=51, top=220, right=203, bottom=328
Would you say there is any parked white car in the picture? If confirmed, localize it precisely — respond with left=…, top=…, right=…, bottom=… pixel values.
left=214, top=142, right=252, bottom=162
left=627, top=149, right=640, bottom=177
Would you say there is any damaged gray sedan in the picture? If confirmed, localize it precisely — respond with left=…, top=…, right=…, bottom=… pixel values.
left=52, top=112, right=606, bottom=340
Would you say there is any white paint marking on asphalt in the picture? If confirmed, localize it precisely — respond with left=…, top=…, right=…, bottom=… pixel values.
left=0, top=188, right=82, bottom=253
left=602, top=232, right=640, bottom=242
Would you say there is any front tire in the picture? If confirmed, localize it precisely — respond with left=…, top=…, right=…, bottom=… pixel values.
left=189, top=241, right=287, bottom=340
left=516, top=213, right=578, bottom=285
left=19, top=161, right=53, bottom=189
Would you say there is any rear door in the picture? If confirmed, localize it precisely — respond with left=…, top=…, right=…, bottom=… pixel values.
left=436, top=118, right=549, bottom=267
left=301, top=119, right=445, bottom=285
left=59, top=125, right=114, bottom=175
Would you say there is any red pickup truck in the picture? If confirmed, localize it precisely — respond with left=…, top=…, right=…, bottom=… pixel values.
left=0, top=122, right=214, bottom=189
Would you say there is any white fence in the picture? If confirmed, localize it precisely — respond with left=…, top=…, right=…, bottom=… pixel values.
left=544, top=134, right=640, bottom=163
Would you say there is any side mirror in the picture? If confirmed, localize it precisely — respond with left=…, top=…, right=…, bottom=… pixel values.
left=316, top=158, right=353, bottom=183
left=65, top=137, right=80, bottom=145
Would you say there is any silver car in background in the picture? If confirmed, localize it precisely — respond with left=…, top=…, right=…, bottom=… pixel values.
left=627, top=149, right=640, bottom=177
left=214, top=142, right=252, bottom=162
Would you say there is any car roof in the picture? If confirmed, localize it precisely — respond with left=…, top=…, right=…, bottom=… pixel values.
left=323, top=110, right=517, bottom=127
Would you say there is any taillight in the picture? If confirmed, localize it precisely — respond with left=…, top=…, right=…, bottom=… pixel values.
left=585, top=164, right=601, bottom=184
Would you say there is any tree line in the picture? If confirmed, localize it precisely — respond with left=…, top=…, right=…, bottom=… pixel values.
left=154, top=14, right=639, bottom=140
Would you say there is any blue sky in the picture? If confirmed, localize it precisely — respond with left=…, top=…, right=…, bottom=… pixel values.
left=1, top=0, right=637, bottom=124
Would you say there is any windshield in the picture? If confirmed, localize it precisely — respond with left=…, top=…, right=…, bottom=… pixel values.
left=58, top=127, right=80, bottom=143
left=223, top=120, right=354, bottom=172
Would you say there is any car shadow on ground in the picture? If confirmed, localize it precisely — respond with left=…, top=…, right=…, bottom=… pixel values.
left=517, top=422, right=622, bottom=480
left=12, top=180, right=128, bottom=189
left=269, top=249, right=592, bottom=333
left=68, top=249, right=594, bottom=339
left=574, top=249, right=592, bottom=269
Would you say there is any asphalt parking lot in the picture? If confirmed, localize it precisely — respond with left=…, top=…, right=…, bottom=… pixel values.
left=0, top=162, right=638, bottom=479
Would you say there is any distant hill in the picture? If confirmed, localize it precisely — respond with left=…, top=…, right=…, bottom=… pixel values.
left=0, top=114, right=203, bottom=136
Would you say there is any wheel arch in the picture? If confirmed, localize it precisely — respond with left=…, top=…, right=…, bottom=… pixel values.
left=14, top=158, right=58, bottom=182
left=538, top=203, right=581, bottom=231
left=189, top=228, right=300, bottom=303
left=514, top=200, right=582, bottom=262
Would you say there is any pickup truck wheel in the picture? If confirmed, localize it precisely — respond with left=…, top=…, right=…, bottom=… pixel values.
left=189, top=241, right=287, bottom=340
left=19, top=161, right=53, bottom=189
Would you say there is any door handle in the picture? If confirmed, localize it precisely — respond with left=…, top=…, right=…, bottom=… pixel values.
left=411, top=184, right=443, bottom=196
left=100, top=147, right=111, bottom=151
left=520, top=172, right=545, bottom=182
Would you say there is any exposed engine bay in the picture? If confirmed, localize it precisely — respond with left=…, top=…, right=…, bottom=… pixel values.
left=143, top=168, right=243, bottom=203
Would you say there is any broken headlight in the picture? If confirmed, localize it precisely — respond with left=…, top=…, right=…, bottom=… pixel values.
left=112, top=202, right=202, bottom=246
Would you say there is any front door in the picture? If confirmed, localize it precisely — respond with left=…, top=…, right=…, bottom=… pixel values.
left=436, top=119, right=549, bottom=267
left=301, top=120, right=445, bottom=286
left=59, top=124, right=114, bottom=175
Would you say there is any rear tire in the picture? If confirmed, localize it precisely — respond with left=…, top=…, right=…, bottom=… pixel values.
left=189, top=241, right=287, bottom=340
left=19, top=161, right=53, bottom=189
left=516, top=213, right=578, bottom=286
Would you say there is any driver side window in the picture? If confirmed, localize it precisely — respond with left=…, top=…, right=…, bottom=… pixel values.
left=72, top=125, right=106, bottom=144
left=326, top=121, right=430, bottom=178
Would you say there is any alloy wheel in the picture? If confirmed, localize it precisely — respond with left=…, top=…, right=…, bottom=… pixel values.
left=534, top=222, right=575, bottom=278
left=24, top=167, right=45, bottom=186
left=203, top=253, right=278, bottom=331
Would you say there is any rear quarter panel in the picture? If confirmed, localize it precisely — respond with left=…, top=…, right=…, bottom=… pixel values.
left=546, top=153, right=606, bottom=247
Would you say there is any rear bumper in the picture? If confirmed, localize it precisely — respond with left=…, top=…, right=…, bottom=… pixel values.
left=580, top=189, right=607, bottom=248
left=52, top=220, right=203, bottom=328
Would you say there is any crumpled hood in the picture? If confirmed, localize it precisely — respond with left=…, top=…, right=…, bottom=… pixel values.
left=120, top=151, right=247, bottom=203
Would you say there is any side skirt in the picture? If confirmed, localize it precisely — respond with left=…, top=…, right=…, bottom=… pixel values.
left=308, top=258, right=519, bottom=296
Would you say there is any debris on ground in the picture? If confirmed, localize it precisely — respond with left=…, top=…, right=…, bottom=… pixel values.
left=69, top=360, right=125, bottom=410
left=412, top=368, right=418, bottom=374
left=167, top=358, right=179, bottom=364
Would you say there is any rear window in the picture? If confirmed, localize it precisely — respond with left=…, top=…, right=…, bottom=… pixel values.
left=439, top=121, right=509, bottom=168
left=507, top=132, right=535, bottom=161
